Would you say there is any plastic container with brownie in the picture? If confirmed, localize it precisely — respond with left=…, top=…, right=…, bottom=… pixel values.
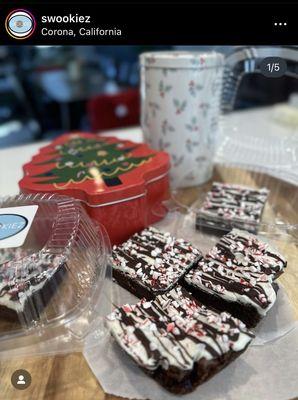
left=0, top=193, right=112, bottom=359
left=19, top=132, right=170, bottom=245
left=170, top=165, right=298, bottom=239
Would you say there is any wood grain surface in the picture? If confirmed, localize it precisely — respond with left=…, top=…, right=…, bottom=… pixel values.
left=0, top=166, right=297, bottom=400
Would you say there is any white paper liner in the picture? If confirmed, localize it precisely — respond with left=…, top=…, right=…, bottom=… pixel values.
left=84, top=278, right=297, bottom=399
left=84, top=283, right=298, bottom=400
left=84, top=321, right=298, bottom=400
left=83, top=214, right=298, bottom=399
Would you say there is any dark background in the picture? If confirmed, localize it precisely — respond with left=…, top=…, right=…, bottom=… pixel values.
left=1, top=45, right=298, bottom=148
left=0, top=3, right=297, bottom=44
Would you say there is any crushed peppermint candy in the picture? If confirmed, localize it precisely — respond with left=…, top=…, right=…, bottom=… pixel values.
left=210, top=229, right=287, bottom=280
left=197, top=182, right=269, bottom=233
left=111, top=226, right=202, bottom=296
left=106, top=286, right=254, bottom=376
left=184, top=228, right=286, bottom=321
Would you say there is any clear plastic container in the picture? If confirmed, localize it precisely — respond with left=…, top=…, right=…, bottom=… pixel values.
left=151, top=165, right=298, bottom=343
left=217, top=46, right=298, bottom=185
left=170, top=164, right=298, bottom=233
left=0, top=193, right=111, bottom=359
left=151, top=164, right=298, bottom=279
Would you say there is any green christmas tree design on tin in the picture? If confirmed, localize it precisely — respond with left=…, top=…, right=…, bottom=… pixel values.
left=34, top=136, right=153, bottom=187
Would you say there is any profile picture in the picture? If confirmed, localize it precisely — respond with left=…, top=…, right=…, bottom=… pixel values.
left=5, top=9, right=36, bottom=40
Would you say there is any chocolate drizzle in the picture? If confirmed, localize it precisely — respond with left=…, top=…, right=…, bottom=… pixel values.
left=106, top=286, right=254, bottom=372
left=209, top=229, right=287, bottom=279
left=0, top=249, right=63, bottom=310
left=111, top=227, right=202, bottom=294
left=185, top=229, right=286, bottom=317
left=197, top=183, right=269, bottom=231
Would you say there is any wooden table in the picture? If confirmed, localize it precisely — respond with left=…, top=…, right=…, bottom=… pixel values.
left=0, top=166, right=297, bottom=400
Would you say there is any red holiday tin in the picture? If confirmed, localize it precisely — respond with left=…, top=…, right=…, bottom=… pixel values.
left=19, top=132, right=170, bottom=244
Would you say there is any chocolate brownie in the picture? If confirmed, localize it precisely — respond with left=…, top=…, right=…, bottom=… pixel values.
left=106, top=286, right=254, bottom=394
left=111, top=226, right=202, bottom=299
left=196, top=182, right=269, bottom=234
left=208, top=229, right=287, bottom=280
left=0, top=247, right=27, bottom=266
left=183, top=229, right=285, bottom=328
left=0, top=249, right=66, bottom=325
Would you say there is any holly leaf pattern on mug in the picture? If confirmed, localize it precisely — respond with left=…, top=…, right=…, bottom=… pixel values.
left=189, top=80, right=203, bottom=97
left=161, top=119, right=175, bottom=135
left=149, top=101, right=160, bottom=117
left=159, top=80, right=172, bottom=98
left=158, top=138, right=170, bottom=150
left=173, top=99, right=187, bottom=115
left=172, top=154, right=184, bottom=167
left=186, top=138, right=200, bottom=153
left=185, top=116, right=200, bottom=132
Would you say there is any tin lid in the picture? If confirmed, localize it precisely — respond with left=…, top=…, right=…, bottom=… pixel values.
left=140, top=51, right=225, bottom=69
left=19, top=133, right=170, bottom=207
left=0, top=193, right=111, bottom=356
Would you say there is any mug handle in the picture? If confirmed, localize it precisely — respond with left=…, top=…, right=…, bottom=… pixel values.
left=222, top=46, right=298, bottom=113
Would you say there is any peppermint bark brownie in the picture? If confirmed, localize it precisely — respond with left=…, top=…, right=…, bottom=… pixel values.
left=0, top=247, right=27, bottom=265
left=111, top=226, right=202, bottom=299
left=183, top=229, right=286, bottom=328
left=106, top=286, right=254, bottom=394
left=208, top=229, right=287, bottom=280
left=0, top=250, right=65, bottom=324
left=196, top=182, right=269, bottom=234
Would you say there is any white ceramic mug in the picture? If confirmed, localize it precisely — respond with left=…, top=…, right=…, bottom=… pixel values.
left=140, top=51, right=224, bottom=187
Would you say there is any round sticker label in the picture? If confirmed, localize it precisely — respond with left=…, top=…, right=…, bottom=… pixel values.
left=0, top=214, right=28, bottom=241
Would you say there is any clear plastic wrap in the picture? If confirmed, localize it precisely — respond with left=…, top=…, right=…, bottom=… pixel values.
left=171, top=164, right=298, bottom=232
left=83, top=164, right=298, bottom=398
left=217, top=46, right=298, bottom=185
left=0, top=193, right=112, bottom=359
left=84, top=209, right=298, bottom=399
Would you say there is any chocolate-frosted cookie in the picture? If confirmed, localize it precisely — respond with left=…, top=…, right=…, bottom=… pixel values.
left=106, top=286, right=254, bottom=394
left=196, top=182, right=269, bottom=234
left=111, top=226, right=202, bottom=299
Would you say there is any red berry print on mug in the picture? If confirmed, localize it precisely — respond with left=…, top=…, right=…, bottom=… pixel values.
left=189, top=80, right=203, bottom=97
left=185, top=116, right=200, bottom=132
left=173, top=99, right=187, bottom=115
left=159, top=80, right=172, bottom=98
left=141, top=51, right=224, bottom=185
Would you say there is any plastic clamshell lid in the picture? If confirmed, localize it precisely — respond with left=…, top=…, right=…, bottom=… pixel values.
left=140, top=51, right=225, bottom=69
left=19, top=132, right=170, bottom=206
left=0, top=193, right=111, bottom=355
